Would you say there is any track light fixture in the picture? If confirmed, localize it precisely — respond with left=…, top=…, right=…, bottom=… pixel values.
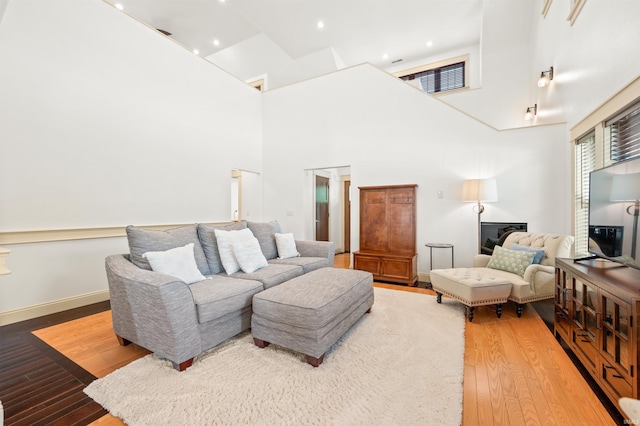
left=524, top=104, right=537, bottom=121
left=538, top=66, right=554, bottom=87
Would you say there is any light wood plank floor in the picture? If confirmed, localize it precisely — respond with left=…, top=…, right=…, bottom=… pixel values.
left=32, top=254, right=618, bottom=425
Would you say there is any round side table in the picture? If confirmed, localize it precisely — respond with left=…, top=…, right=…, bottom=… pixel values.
left=425, top=243, right=454, bottom=270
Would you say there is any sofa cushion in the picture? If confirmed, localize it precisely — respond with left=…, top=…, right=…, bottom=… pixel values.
left=228, top=264, right=303, bottom=289
left=233, top=237, right=269, bottom=273
left=214, top=228, right=255, bottom=275
left=275, top=232, right=300, bottom=259
left=143, top=243, right=207, bottom=284
left=197, top=222, right=247, bottom=274
left=487, top=246, right=535, bottom=277
left=189, top=275, right=263, bottom=324
left=126, top=224, right=209, bottom=274
left=247, top=221, right=282, bottom=260
left=268, top=257, right=331, bottom=273
left=510, top=243, right=545, bottom=264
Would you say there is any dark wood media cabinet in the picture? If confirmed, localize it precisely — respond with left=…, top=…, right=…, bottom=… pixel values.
left=555, top=257, right=640, bottom=414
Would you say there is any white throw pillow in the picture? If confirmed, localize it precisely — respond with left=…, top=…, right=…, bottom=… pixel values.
left=275, top=232, right=300, bottom=259
left=214, top=228, right=255, bottom=275
left=233, top=237, right=269, bottom=273
left=142, top=243, right=207, bottom=284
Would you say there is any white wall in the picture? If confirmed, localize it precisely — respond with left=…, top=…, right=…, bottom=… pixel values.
left=0, top=0, right=262, bottom=319
left=444, top=0, right=640, bottom=130
left=208, top=33, right=342, bottom=90
left=1, top=0, right=638, bottom=321
left=261, top=64, right=570, bottom=273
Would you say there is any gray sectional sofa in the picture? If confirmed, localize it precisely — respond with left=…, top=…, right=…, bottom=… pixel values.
left=105, top=220, right=335, bottom=371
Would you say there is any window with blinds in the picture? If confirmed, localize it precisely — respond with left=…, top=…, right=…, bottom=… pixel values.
left=606, top=101, right=640, bottom=162
left=400, top=62, right=465, bottom=94
left=574, top=131, right=596, bottom=256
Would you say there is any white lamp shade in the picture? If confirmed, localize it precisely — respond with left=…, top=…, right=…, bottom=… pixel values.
left=610, top=173, right=640, bottom=201
left=462, top=179, right=498, bottom=202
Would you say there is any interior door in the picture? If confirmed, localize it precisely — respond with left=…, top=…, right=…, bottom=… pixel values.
left=344, top=180, right=351, bottom=252
left=315, top=175, right=329, bottom=241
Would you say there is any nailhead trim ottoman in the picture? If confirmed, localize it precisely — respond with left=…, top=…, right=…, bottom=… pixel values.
left=429, top=268, right=512, bottom=322
left=251, top=267, right=374, bottom=367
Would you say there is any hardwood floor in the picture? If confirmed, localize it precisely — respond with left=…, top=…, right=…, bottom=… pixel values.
left=0, top=253, right=623, bottom=425
left=0, top=303, right=111, bottom=426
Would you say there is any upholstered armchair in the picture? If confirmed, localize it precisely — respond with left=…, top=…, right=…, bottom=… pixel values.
left=473, top=232, right=574, bottom=316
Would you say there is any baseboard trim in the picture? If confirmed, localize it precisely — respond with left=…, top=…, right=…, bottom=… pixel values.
left=418, top=272, right=431, bottom=283
left=0, top=290, right=110, bottom=326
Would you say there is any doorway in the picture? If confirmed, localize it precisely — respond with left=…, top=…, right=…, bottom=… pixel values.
left=230, top=169, right=261, bottom=221
left=308, top=167, right=351, bottom=253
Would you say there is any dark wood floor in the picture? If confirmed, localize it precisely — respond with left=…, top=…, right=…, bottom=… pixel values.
left=0, top=302, right=111, bottom=426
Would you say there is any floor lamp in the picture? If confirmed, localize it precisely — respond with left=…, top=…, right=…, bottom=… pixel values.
left=462, top=179, right=498, bottom=254
left=610, top=173, right=640, bottom=259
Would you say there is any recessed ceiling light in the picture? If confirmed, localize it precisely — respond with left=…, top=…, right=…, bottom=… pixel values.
left=213, top=39, right=220, bottom=46
left=316, top=20, right=325, bottom=29
left=426, top=41, right=433, bottom=47
left=115, top=3, right=124, bottom=10
left=193, top=49, right=200, bottom=55
left=382, top=53, right=389, bottom=60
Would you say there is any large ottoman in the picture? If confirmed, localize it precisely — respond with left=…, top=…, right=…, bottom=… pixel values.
left=251, top=267, right=374, bottom=367
left=430, top=268, right=512, bottom=322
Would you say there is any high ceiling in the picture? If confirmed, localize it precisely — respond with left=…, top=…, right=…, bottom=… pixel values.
left=105, top=0, right=483, bottom=73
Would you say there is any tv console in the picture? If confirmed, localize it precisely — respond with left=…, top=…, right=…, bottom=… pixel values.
left=555, top=257, right=640, bottom=415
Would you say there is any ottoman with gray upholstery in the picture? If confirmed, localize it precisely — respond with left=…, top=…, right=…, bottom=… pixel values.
left=251, top=267, right=374, bottom=367
left=430, top=268, right=512, bottom=322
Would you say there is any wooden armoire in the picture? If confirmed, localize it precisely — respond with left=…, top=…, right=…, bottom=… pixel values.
left=353, top=184, right=418, bottom=286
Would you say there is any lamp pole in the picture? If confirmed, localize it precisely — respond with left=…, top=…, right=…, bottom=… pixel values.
left=630, top=201, right=639, bottom=259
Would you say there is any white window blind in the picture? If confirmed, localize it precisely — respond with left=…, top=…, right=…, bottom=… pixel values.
left=606, top=101, right=640, bottom=162
left=575, top=131, right=596, bottom=256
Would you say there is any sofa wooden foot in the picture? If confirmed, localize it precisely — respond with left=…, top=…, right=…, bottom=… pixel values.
left=306, top=353, right=325, bottom=367
left=366, top=306, right=372, bottom=314
left=116, top=334, right=131, bottom=346
left=496, top=303, right=503, bottom=318
left=436, top=292, right=442, bottom=303
left=467, top=306, right=475, bottom=322
left=516, top=303, right=525, bottom=317
left=172, top=358, right=194, bottom=372
left=253, top=338, right=270, bottom=348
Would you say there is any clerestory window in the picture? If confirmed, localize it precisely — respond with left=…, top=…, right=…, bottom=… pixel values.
left=400, top=61, right=465, bottom=94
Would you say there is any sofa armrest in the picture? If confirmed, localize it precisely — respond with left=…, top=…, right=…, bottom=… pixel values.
left=295, top=240, right=336, bottom=264
left=473, top=254, right=492, bottom=267
left=523, top=264, right=555, bottom=294
left=105, top=254, right=202, bottom=365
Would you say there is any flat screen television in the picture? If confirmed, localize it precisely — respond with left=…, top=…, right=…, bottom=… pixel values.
left=588, top=156, right=640, bottom=270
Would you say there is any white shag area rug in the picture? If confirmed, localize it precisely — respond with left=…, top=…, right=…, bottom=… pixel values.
left=84, top=287, right=465, bottom=426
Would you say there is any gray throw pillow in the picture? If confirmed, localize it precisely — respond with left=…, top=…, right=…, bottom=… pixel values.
left=126, top=224, right=210, bottom=275
left=197, top=221, right=247, bottom=274
left=247, top=220, right=282, bottom=260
